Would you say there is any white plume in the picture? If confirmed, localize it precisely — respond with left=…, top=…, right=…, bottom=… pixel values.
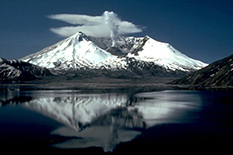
left=103, top=11, right=119, bottom=47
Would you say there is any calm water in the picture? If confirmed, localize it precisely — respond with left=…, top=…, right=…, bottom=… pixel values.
left=0, top=88, right=233, bottom=153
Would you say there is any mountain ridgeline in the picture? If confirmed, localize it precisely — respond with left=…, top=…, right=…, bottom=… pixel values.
left=0, top=58, right=51, bottom=83
left=1, top=32, right=208, bottom=83
left=171, top=54, right=233, bottom=87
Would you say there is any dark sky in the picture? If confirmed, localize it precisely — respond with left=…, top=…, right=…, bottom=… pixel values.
left=0, top=0, right=233, bottom=63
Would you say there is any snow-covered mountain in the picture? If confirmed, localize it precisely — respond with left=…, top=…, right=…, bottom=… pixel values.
left=21, top=32, right=116, bottom=69
left=21, top=31, right=207, bottom=77
left=0, top=57, right=51, bottom=82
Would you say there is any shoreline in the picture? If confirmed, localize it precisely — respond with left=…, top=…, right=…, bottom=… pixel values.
left=0, top=77, right=177, bottom=91
left=1, top=82, right=233, bottom=92
left=1, top=76, right=233, bottom=91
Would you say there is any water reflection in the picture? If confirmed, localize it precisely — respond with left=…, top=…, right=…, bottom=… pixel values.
left=23, top=93, right=129, bottom=131
left=0, top=89, right=203, bottom=152
left=21, top=92, right=145, bottom=152
left=134, top=90, right=203, bottom=125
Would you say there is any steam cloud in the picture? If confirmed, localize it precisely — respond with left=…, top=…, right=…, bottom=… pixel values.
left=103, top=11, right=119, bottom=47
left=48, top=11, right=143, bottom=44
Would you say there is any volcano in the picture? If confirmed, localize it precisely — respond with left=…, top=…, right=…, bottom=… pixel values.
left=20, top=31, right=207, bottom=78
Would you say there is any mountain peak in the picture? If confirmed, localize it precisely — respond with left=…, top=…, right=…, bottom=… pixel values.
left=72, top=31, right=90, bottom=42
left=21, top=31, right=114, bottom=69
left=144, top=35, right=151, bottom=39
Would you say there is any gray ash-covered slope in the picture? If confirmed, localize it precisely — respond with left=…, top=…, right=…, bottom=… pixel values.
left=89, top=35, right=149, bottom=56
left=171, top=54, right=233, bottom=87
left=0, top=57, right=51, bottom=83
left=21, top=32, right=207, bottom=78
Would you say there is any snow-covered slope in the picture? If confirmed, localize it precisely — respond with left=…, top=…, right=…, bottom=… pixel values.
left=0, top=57, right=51, bottom=82
left=21, top=31, right=207, bottom=73
left=126, top=36, right=207, bottom=71
left=21, top=32, right=116, bottom=69
left=91, top=36, right=208, bottom=71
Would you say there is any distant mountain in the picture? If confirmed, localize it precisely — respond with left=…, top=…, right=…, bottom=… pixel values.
left=20, top=32, right=207, bottom=78
left=0, top=57, right=51, bottom=83
left=171, top=54, right=233, bottom=87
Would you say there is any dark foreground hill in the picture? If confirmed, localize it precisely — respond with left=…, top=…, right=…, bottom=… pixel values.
left=171, top=54, right=233, bottom=87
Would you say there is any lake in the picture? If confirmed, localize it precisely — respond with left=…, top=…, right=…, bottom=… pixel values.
left=0, top=87, right=233, bottom=154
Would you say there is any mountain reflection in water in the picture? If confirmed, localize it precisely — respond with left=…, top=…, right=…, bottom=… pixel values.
left=22, top=92, right=146, bottom=152
left=0, top=89, right=204, bottom=152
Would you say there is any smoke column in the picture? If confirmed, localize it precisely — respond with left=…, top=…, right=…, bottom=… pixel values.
left=103, top=11, right=119, bottom=47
